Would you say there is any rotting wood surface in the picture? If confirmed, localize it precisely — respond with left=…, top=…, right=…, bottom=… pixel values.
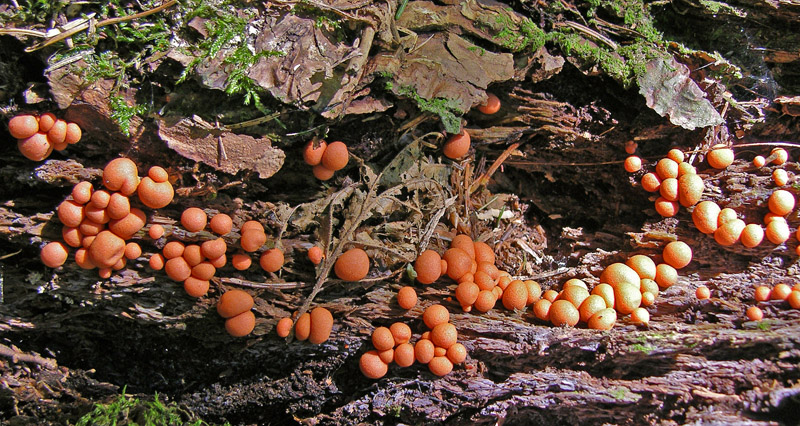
left=2, top=148, right=800, bottom=425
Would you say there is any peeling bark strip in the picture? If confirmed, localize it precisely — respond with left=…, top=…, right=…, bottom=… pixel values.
left=158, top=115, right=285, bottom=178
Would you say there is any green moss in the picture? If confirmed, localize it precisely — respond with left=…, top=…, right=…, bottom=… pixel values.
left=313, top=14, right=340, bottom=30
left=387, top=404, right=402, bottom=417
left=395, top=85, right=463, bottom=134
left=468, top=45, right=487, bottom=56
left=109, top=95, right=149, bottom=137
left=178, top=1, right=284, bottom=116
left=177, top=2, right=251, bottom=83
left=289, top=2, right=348, bottom=42
left=485, top=0, right=681, bottom=88
left=0, top=0, right=69, bottom=25
left=617, top=0, right=662, bottom=42
left=492, top=14, right=547, bottom=52
left=618, top=39, right=669, bottom=80
left=222, top=47, right=284, bottom=115
left=629, top=343, right=654, bottom=354
left=75, top=389, right=224, bottom=426
left=698, top=0, right=747, bottom=17
left=551, top=32, right=630, bottom=83
left=18, top=0, right=179, bottom=135
left=99, top=1, right=173, bottom=52
left=58, top=0, right=174, bottom=80
left=84, top=51, right=128, bottom=85
left=487, top=7, right=645, bottom=86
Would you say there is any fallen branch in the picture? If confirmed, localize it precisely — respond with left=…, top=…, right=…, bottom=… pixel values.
left=470, top=142, right=521, bottom=193
left=0, top=343, right=57, bottom=370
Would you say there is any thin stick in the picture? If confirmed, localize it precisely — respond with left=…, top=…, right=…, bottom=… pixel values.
left=219, top=277, right=310, bottom=290
left=0, top=28, right=48, bottom=37
left=0, top=343, right=58, bottom=369
left=470, top=142, right=521, bottom=193
left=733, top=141, right=800, bottom=149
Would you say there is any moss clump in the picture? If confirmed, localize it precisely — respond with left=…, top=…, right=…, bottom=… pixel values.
left=394, top=85, right=464, bottom=134
left=76, top=389, right=224, bottom=426
left=42, top=1, right=176, bottom=134
left=178, top=1, right=284, bottom=115
left=0, top=0, right=70, bottom=25
left=220, top=47, right=284, bottom=115
left=485, top=0, right=683, bottom=88
left=109, top=95, right=149, bottom=137
left=698, top=0, right=747, bottom=17
left=629, top=342, right=654, bottom=354
left=493, top=14, right=548, bottom=52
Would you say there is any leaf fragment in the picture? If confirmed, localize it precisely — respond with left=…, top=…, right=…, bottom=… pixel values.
left=637, top=57, right=723, bottom=130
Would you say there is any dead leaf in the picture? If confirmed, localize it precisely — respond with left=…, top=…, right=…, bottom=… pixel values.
left=397, top=0, right=532, bottom=49
left=192, top=12, right=354, bottom=109
left=378, top=134, right=450, bottom=188
left=157, top=115, right=285, bottom=179
left=637, top=57, right=724, bottom=130
left=247, top=14, right=356, bottom=106
left=397, top=1, right=562, bottom=81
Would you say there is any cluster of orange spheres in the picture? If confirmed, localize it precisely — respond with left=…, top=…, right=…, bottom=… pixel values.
left=149, top=211, right=286, bottom=293
left=148, top=209, right=231, bottom=298
left=216, top=289, right=256, bottom=337
left=403, top=234, right=541, bottom=315
left=38, top=157, right=293, bottom=338
left=8, top=113, right=82, bottom=161
left=40, top=158, right=174, bottom=279
left=534, top=253, right=684, bottom=330
left=408, top=232, right=655, bottom=328
left=302, top=139, right=349, bottom=180
left=691, top=188, right=795, bottom=249
left=760, top=148, right=792, bottom=186
left=236, top=219, right=285, bottom=273
left=628, top=148, right=708, bottom=218
left=686, top=148, right=797, bottom=249
left=275, top=307, right=334, bottom=344
left=629, top=145, right=798, bottom=250
left=360, top=304, right=467, bottom=379
left=752, top=147, right=790, bottom=170
left=149, top=211, right=286, bottom=337
left=747, top=283, right=800, bottom=321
